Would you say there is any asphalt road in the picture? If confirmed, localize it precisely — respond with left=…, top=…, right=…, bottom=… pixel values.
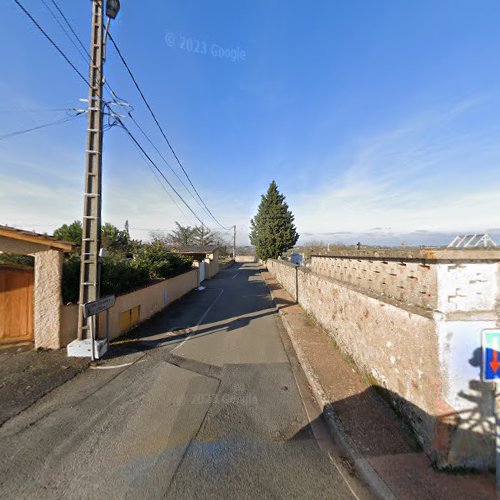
left=0, top=263, right=369, bottom=499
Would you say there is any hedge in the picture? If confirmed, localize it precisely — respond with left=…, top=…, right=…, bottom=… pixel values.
left=62, top=245, right=193, bottom=304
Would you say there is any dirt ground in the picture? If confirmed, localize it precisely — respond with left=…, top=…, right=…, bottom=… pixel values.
left=0, top=345, right=89, bottom=426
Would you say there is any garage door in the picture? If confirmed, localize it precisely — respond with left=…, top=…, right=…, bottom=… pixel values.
left=0, top=264, right=34, bottom=344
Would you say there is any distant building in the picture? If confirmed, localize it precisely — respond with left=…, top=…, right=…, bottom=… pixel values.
left=169, top=246, right=220, bottom=284
left=448, top=234, right=497, bottom=248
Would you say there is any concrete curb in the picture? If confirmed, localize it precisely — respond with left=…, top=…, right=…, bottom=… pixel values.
left=262, top=270, right=398, bottom=500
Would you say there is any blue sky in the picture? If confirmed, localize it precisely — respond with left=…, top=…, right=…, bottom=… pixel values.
left=1, top=0, right=500, bottom=245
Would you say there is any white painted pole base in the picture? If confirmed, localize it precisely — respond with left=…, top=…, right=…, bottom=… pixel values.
left=67, top=339, right=108, bottom=359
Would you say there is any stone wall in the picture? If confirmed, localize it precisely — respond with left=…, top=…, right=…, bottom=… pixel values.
left=311, top=255, right=437, bottom=310
left=267, top=259, right=299, bottom=301
left=34, top=250, right=64, bottom=349
left=267, top=249, right=500, bottom=470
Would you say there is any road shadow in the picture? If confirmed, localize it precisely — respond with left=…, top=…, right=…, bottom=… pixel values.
left=106, top=264, right=277, bottom=356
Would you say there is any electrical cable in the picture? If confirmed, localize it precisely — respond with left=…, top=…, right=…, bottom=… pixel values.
left=43, top=0, right=116, bottom=103
left=39, top=0, right=89, bottom=63
left=48, top=0, right=91, bottom=58
left=115, top=117, right=207, bottom=226
left=132, top=142, right=190, bottom=222
left=107, top=32, right=231, bottom=230
left=13, top=0, right=90, bottom=86
left=0, top=107, right=76, bottom=113
left=0, top=112, right=84, bottom=142
left=127, top=113, right=207, bottom=211
left=15, top=0, right=209, bottom=227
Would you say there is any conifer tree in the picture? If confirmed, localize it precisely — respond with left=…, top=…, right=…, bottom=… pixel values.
left=249, top=180, right=299, bottom=260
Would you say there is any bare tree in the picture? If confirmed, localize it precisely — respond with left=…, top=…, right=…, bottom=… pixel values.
left=154, top=222, right=196, bottom=247
left=192, top=225, right=216, bottom=247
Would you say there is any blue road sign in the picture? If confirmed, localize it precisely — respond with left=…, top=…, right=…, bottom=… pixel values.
left=482, top=329, right=500, bottom=382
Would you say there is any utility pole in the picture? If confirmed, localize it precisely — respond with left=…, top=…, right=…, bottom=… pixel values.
left=77, top=0, right=105, bottom=342
left=233, top=225, right=236, bottom=260
left=76, top=0, right=120, bottom=346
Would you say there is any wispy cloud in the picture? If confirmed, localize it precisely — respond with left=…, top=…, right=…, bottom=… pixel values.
left=293, top=96, right=500, bottom=240
left=2, top=94, right=499, bottom=246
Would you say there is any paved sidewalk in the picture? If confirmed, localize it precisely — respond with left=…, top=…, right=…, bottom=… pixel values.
left=261, top=269, right=495, bottom=500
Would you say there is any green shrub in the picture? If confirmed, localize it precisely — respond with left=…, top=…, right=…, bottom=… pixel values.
left=61, top=244, right=193, bottom=303
left=0, top=253, right=34, bottom=266
left=62, top=255, right=81, bottom=303
left=100, top=257, right=149, bottom=296
left=133, top=242, right=193, bottom=280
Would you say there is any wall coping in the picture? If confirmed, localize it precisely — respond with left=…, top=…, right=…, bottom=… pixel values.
left=311, top=248, right=500, bottom=263
left=63, top=268, right=197, bottom=306
left=115, top=268, right=196, bottom=295
left=266, top=258, right=297, bottom=268
left=268, top=259, right=433, bottom=318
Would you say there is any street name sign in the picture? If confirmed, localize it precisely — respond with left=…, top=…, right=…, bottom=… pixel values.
left=482, top=329, right=500, bottom=381
left=83, top=295, right=115, bottom=319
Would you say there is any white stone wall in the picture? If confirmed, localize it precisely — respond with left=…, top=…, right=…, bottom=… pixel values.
left=432, top=262, right=500, bottom=468
left=267, top=255, right=500, bottom=469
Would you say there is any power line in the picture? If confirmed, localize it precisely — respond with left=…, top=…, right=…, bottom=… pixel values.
left=15, top=0, right=207, bottom=227
left=13, top=0, right=90, bottom=86
left=39, top=0, right=89, bottom=63
left=107, top=32, right=231, bottom=230
left=132, top=137, right=190, bottom=221
left=0, top=112, right=84, bottom=142
left=41, top=0, right=116, bottom=101
left=115, top=116, right=207, bottom=226
left=38, top=0, right=124, bottom=108
left=127, top=112, right=207, bottom=212
left=47, top=0, right=90, bottom=58
left=0, top=107, right=76, bottom=113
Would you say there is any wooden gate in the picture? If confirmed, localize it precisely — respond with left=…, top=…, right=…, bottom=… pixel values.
left=0, top=264, right=34, bottom=344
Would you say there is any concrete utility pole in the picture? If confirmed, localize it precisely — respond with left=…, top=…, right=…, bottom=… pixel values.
left=77, top=0, right=105, bottom=341
left=233, top=225, right=236, bottom=260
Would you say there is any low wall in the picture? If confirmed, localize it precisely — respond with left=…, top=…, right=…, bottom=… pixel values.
left=61, top=269, right=198, bottom=346
left=205, top=257, right=219, bottom=280
left=267, top=249, right=500, bottom=470
left=235, top=255, right=256, bottom=263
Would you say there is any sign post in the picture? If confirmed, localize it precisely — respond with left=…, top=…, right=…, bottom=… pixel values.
left=481, top=329, right=500, bottom=494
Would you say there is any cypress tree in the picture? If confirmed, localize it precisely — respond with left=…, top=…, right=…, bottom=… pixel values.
left=249, top=180, right=299, bottom=260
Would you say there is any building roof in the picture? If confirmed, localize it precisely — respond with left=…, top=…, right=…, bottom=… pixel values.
left=169, top=246, right=220, bottom=254
left=0, top=225, right=75, bottom=252
left=448, top=234, right=497, bottom=248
